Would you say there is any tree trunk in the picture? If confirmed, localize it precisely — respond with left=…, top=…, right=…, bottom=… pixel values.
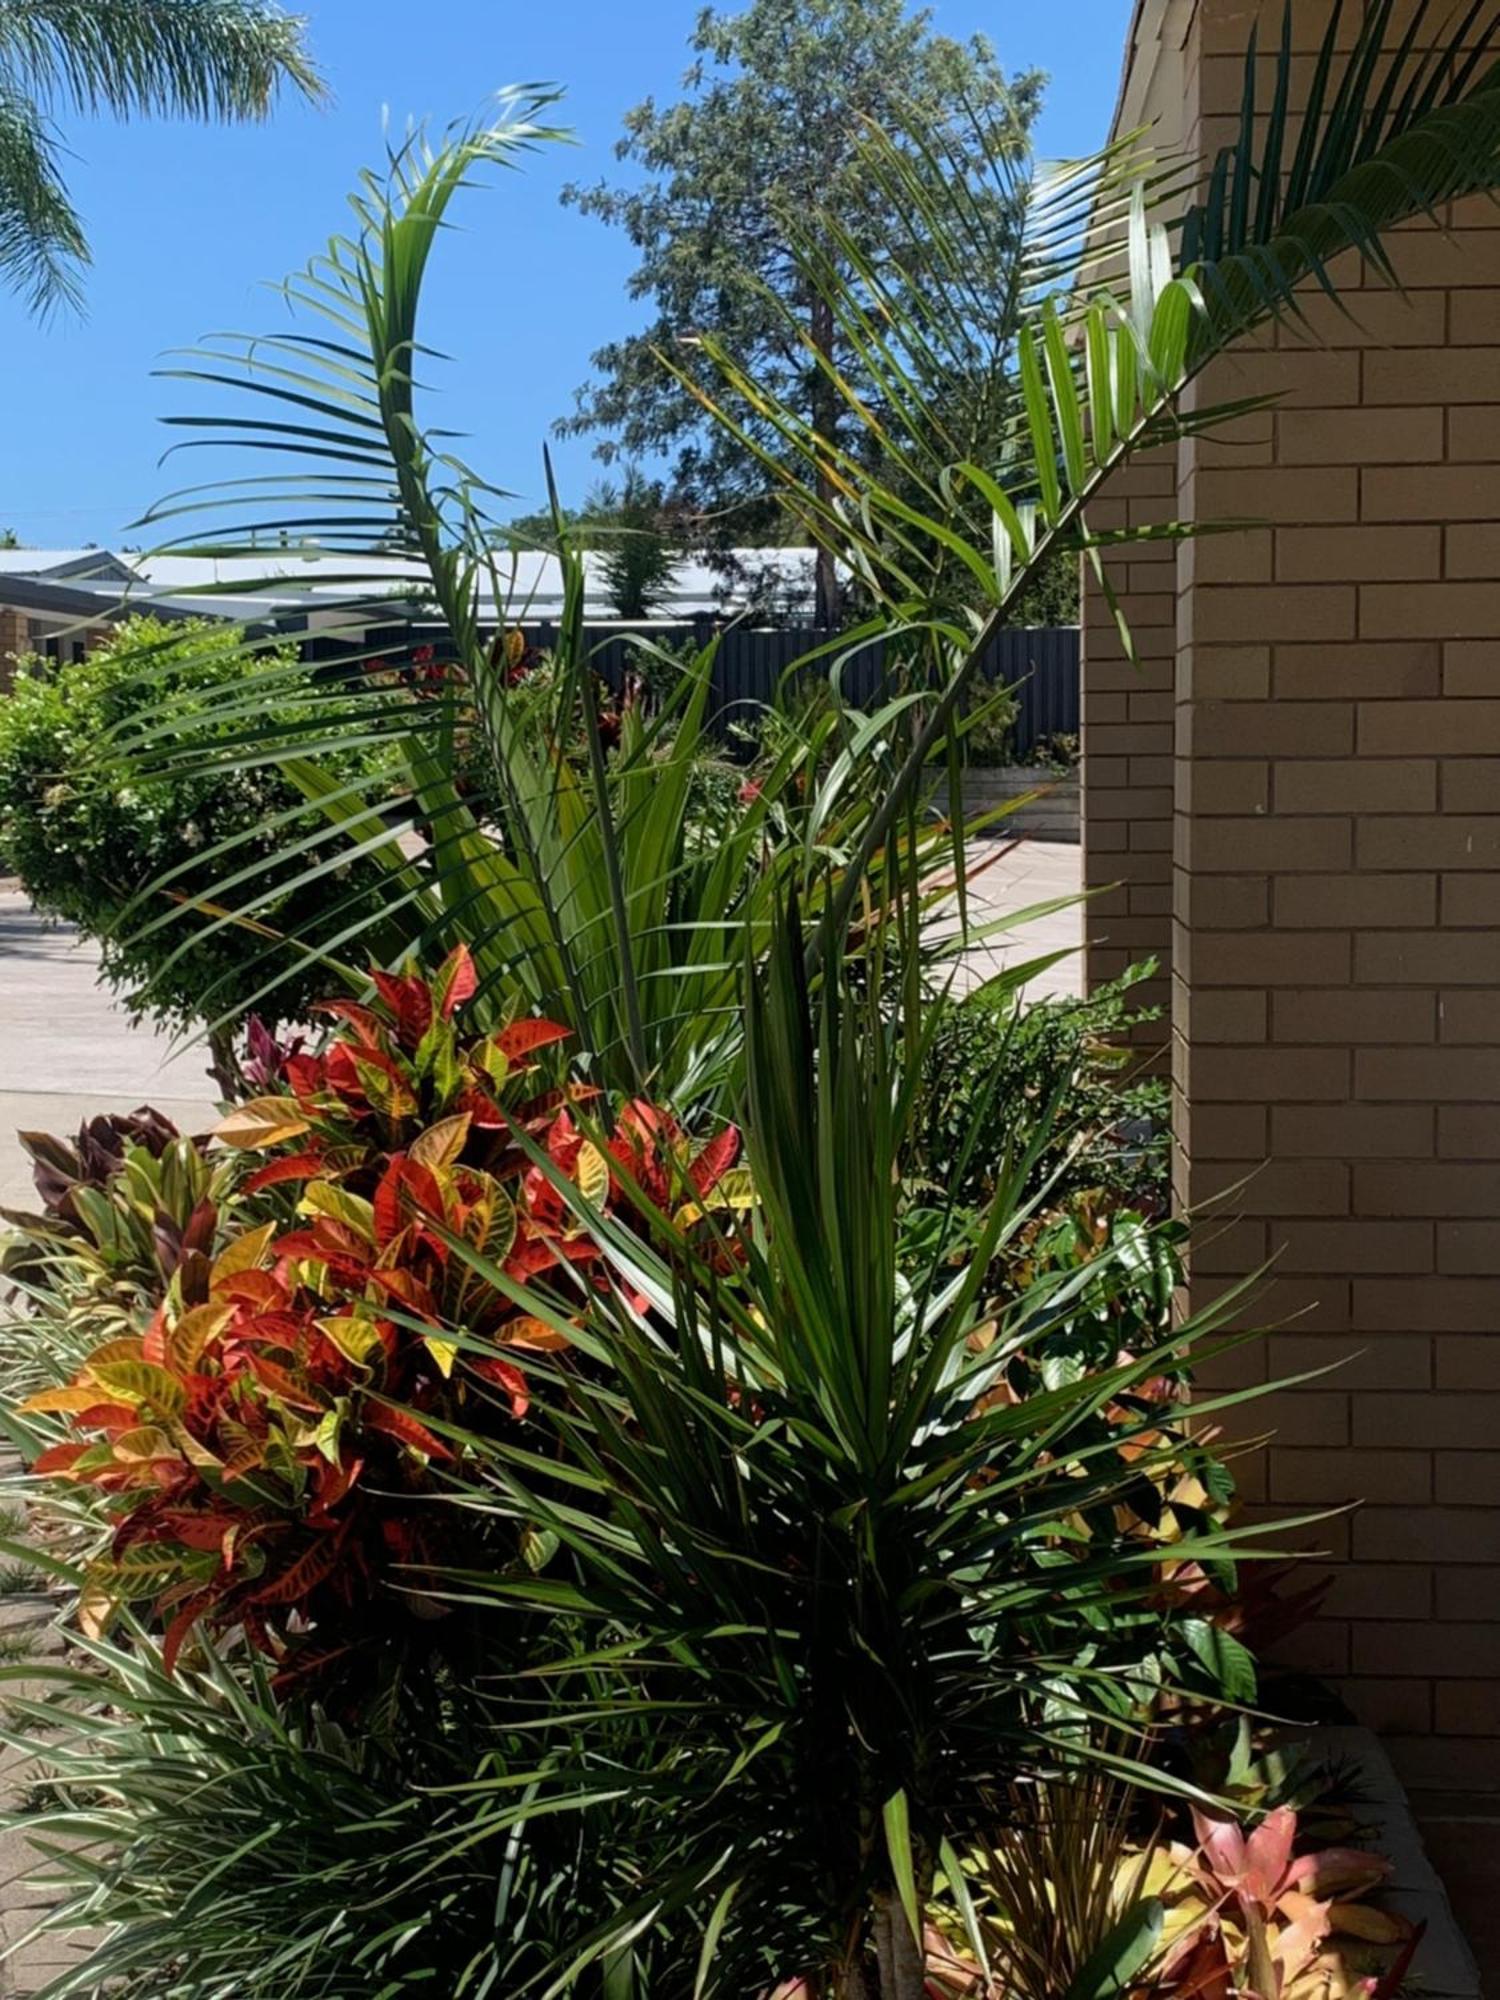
left=871, top=1889, right=926, bottom=2000
left=809, top=292, right=841, bottom=630
left=207, top=1027, right=240, bottom=1103
left=834, top=1959, right=875, bottom=2000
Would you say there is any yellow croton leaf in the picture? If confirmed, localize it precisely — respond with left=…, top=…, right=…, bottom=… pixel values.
left=209, top=1220, right=278, bottom=1288
left=424, top=1334, right=460, bottom=1378
left=17, top=1384, right=109, bottom=1416
left=88, top=1360, right=187, bottom=1419
left=84, top=1335, right=146, bottom=1368
left=574, top=1140, right=610, bottom=1208
left=165, top=1302, right=235, bottom=1374
left=76, top=1572, right=118, bottom=1642
left=111, top=1426, right=176, bottom=1463
left=298, top=1181, right=376, bottom=1239
left=409, top=1112, right=471, bottom=1170
left=674, top=1165, right=757, bottom=1229
left=214, top=1096, right=311, bottom=1150
left=317, top=1314, right=385, bottom=1368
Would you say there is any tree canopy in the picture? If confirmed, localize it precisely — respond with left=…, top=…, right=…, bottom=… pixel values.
left=558, top=0, right=1043, bottom=621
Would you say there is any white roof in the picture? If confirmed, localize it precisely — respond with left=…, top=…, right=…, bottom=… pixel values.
left=0, top=546, right=817, bottom=625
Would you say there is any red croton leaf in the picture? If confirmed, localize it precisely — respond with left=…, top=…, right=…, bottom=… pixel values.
left=309, top=1454, right=364, bottom=1520
left=503, top=1235, right=561, bottom=1281
left=74, top=1402, right=145, bottom=1435
left=31, top=1440, right=89, bottom=1478
left=691, top=1126, right=741, bottom=1197
left=433, top=941, right=478, bottom=1022
left=372, top=1155, right=448, bottom=1250
left=365, top=1401, right=452, bottom=1461
left=162, top=1590, right=217, bottom=1676
left=282, top=1053, right=327, bottom=1102
left=249, top=1530, right=347, bottom=1608
left=472, top=1355, right=529, bottom=1420
left=218, top=1269, right=289, bottom=1312
left=370, top=967, right=434, bottom=1047
left=314, top=999, right=384, bottom=1048
left=456, top=1084, right=506, bottom=1129
left=242, top=1152, right=326, bottom=1195
left=242, top=1353, right=322, bottom=1412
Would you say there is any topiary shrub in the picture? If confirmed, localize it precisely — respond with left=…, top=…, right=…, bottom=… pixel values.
left=0, top=617, right=393, bottom=1080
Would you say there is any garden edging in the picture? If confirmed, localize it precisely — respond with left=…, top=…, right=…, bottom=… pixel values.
left=961, top=766, right=1080, bottom=843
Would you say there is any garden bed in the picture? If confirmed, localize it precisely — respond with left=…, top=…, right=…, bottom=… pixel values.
left=1299, top=1726, right=1483, bottom=1999
left=962, top=765, right=1080, bottom=843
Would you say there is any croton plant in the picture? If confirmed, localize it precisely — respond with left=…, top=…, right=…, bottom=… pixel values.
left=18, top=946, right=740, bottom=1687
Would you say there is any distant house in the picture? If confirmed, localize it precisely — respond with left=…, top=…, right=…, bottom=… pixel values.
left=0, top=545, right=819, bottom=679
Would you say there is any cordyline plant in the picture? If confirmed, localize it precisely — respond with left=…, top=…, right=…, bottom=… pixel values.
left=397, top=904, right=1326, bottom=1999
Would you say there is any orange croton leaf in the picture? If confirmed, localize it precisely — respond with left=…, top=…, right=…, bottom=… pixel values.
left=215, top=1096, right=312, bottom=1150
left=499, top=1315, right=573, bottom=1352
left=365, top=1402, right=452, bottom=1461
left=242, top=1152, right=327, bottom=1194
left=493, top=1017, right=571, bottom=1062
left=472, top=1355, right=529, bottom=1420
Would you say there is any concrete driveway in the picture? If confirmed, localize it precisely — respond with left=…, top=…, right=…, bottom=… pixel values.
left=0, top=842, right=1085, bottom=1216
left=0, top=883, right=218, bottom=1215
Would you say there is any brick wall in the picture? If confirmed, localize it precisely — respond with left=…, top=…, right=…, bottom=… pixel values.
left=1096, top=0, right=1500, bottom=1788
left=0, top=606, right=27, bottom=692
left=1082, top=445, right=1177, bottom=1050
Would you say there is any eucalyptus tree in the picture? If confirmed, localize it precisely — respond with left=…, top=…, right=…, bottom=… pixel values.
left=558, top=0, right=1044, bottom=623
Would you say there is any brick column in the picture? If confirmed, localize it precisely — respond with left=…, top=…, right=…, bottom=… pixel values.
left=1082, top=445, right=1177, bottom=1054
left=1172, top=0, right=1500, bottom=1789
left=0, top=606, right=27, bottom=691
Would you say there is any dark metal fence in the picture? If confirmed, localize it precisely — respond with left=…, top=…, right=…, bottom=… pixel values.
left=521, top=620, right=1081, bottom=761
left=335, top=618, right=1080, bottom=763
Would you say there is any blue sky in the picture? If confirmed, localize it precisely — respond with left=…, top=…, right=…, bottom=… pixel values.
left=5, top=0, right=1132, bottom=549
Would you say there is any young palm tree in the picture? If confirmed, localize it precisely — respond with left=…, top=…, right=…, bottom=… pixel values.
left=0, top=0, right=322, bottom=314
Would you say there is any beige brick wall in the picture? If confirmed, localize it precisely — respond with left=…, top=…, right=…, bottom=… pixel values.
left=0, top=606, right=26, bottom=692
left=1082, top=445, right=1177, bottom=1049
left=1093, top=0, right=1500, bottom=1789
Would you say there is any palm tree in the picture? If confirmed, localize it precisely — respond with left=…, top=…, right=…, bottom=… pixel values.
left=0, top=0, right=323, bottom=315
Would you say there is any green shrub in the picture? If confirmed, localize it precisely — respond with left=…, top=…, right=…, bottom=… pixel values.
left=909, top=964, right=1169, bottom=1218
left=0, top=618, right=392, bottom=1067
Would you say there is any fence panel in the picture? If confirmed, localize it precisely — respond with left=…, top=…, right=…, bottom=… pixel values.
left=386, top=617, right=1085, bottom=762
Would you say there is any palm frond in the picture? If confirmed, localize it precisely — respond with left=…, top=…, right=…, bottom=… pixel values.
left=678, top=0, right=1500, bottom=955
left=0, top=0, right=324, bottom=122
left=0, top=81, right=84, bottom=313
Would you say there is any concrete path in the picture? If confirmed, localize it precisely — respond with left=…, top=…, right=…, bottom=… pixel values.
left=0, top=847, right=1085, bottom=1216
left=928, top=835, right=1084, bottom=1003
left=0, top=887, right=219, bottom=1991
left=0, top=882, right=219, bottom=1215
